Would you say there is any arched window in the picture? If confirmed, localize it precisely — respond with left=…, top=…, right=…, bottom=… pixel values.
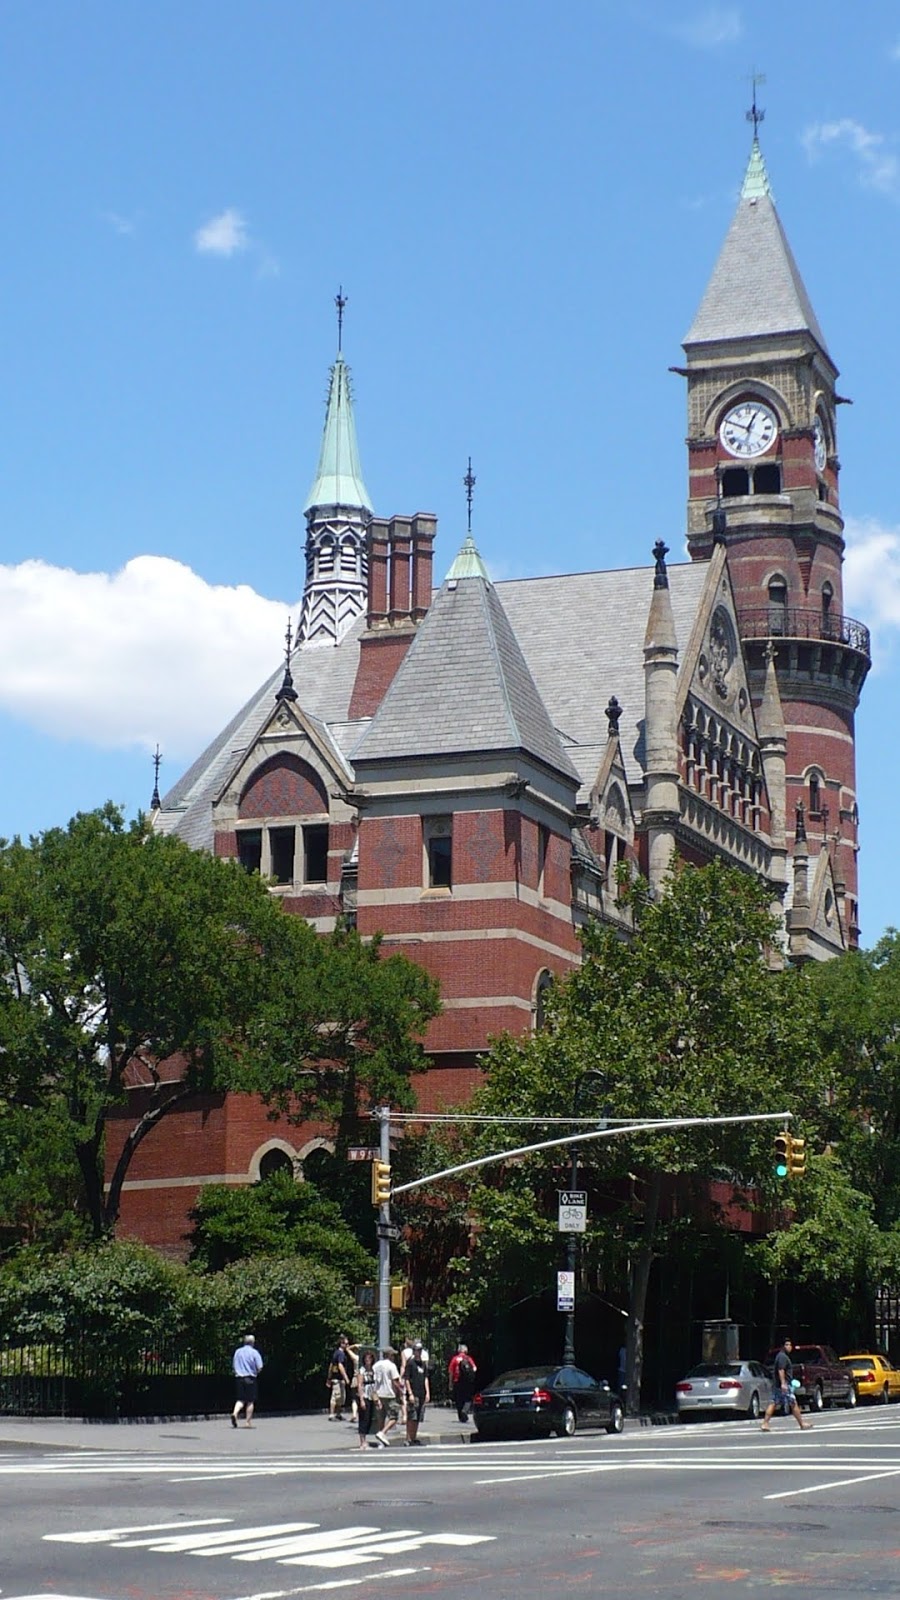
left=768, top=577, right=788, bottom=635
left=340, top=538, right=359, bottom=576
left=808, top=770, right=824, bottom=817
left=258, top=1147, right=295, bottom=1182
left=318, top=536, right=336, bottom=573
left=533, top=969, right=553, bottom=1033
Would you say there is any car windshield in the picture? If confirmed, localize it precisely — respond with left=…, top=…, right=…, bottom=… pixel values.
left=790, top=1348, right=822, bottom=1364
left=485, top=1368, right=556, bottom=1392
left=688, top=1363, right=743, bottom=1378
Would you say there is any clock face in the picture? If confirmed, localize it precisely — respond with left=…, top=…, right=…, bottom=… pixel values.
left=719, top=401, right=779, bottom=459
left=813, top=414, right=828, bottom=473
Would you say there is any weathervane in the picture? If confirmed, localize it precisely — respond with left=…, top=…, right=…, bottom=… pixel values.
left=335, top=286, right=347, bottom=352
left=746, top=70, right=766, bottom=139
left=151, top=745, right=162, bottom=811
left=463, top=457, right=476, bottom=535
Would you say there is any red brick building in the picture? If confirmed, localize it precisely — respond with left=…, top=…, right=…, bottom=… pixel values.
left=110, top=135, right=869, bottom=1253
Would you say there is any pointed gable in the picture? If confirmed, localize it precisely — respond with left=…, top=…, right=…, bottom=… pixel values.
left=677, top=546, right=758, bottom=744
left=684, top=141, right=829, bottom=354
left=352, top=558, right=580, bottom=784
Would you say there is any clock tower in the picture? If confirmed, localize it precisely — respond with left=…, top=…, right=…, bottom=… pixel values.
left=680, top=133, right=870, bottom=948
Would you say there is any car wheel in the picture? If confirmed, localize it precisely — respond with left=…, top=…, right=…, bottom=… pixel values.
left=606, top=1400, right=625, bottom=1435
left=557, top=1405, right=576, bottom=1438
left=811, top=1385, right=824, bottom=1413
left=748, top=1391, right=760, bottom=1420
left=845, top=1383, right=857, bottom=1409
left=882, top=1384, right=891, bottom=1405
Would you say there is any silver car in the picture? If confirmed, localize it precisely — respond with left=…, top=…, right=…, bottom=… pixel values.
left=675, top=1360, right=767, bottom=1421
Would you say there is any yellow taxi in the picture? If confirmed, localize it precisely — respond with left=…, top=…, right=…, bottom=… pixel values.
left=840, top=1353, right=900, bottom=1404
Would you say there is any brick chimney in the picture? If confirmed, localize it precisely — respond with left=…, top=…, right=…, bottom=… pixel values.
left=349, top=513, right=436, bottom=719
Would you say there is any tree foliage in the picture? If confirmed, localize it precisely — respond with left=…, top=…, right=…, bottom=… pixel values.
left=188, top=1169, right=374, bottom=1282
left=0, top=805, right=439, bottom=1237
left=450, top=862, right=817, bottom=1408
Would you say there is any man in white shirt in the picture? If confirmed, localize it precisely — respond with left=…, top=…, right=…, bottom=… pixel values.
left=372, top=1347, right=402, bottom=1447
left=231, top=1334, right=263, bottom=1429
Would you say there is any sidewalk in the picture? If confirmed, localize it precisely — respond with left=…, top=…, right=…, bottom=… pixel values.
left=0, top=1407, right=477, bottom=1456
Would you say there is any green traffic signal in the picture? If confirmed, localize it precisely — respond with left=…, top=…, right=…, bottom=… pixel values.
left=774, top=1132, right=790, bottom=1179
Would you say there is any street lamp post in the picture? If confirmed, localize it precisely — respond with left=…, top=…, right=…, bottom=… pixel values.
left=562, top=1070, right=608, bottom=1367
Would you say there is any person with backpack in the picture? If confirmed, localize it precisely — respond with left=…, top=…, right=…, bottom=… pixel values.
left=448, top=1343, right=477, bottom=1422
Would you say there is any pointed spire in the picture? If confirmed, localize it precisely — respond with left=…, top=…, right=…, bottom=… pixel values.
left=757, top=640, right=786, bottom=741
left=150, top=745, right=162, bottom=811
left=303, top=295, right=373, bottom=515
left=447, top=533, right=490, bottom=582
left=684, top=125, right=829, bottom=354
left=275, top=616, right=298, bottom=702
left=645, top=542, right=678, bottom=652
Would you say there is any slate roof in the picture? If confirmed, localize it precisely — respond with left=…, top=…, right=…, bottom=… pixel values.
left=154, top=559, right=710, bottom=850
left=351, top=568, right=581, bottom=782
left=684, top=142, right=829, bottom=354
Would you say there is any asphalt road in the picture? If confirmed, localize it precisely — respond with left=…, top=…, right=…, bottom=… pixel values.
left=3, top=1407, right=900, bottom=1599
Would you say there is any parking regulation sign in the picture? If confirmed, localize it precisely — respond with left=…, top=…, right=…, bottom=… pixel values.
left=558, top=1190, right=587, bottom=1232
left=557, top=1270, right=575, bottom=1311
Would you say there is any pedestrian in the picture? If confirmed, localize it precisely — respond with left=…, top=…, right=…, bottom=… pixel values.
left=326, top=1333, right=352, bottom=1421
left=372, top=1346, right=403, bottom=1447
left=231, top=1333, right=263, bottom=1429
left=345, top=1340, right=361, bottom=1423
left=448, top=1343, right=477, bottom=1422
left=356, top=1349, right=378, bottom=1450
left=404, top=1342, right=430, bottom=1445
left=761, top=1337, right=813, bottom=1432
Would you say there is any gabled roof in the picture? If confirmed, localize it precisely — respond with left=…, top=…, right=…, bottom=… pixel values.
left=303, top=354, right=373, bottom=514
left=684, top=140, right=829, bottom=354
left=352, top=554, right=581, bottom=783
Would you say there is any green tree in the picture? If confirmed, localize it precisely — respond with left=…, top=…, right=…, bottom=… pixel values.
left=0, top=1101, right=88, bottom=1255
left=188, top=1169, right=374, bottom=1283
left=0, top=805, right=439, bottom=1238
left=453, top=861, right=815, bottom=1411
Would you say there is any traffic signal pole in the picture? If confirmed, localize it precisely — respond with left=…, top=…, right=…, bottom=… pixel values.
left=376, top=1105, right=391, bottom=1352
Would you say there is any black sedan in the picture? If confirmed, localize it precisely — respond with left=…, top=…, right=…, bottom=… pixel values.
left=471, top=1364, right=625, bottom=1440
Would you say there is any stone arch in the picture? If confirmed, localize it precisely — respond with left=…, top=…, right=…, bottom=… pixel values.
left=248, top=1138, right=298, bottom=1183
left=706, top=379, right=790, bottom=436
left=239, top=753, right=329, bottom=819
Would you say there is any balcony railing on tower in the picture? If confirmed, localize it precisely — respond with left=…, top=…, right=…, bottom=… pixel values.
left=737, top=606, right=870, bottom=661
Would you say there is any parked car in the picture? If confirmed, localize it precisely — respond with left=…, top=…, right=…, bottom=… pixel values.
left=765, top=1344, right=857, bottom=1412
left=840, top=1353, right=900, bottom=1404
left=675, top=1360, right=768, bottom=1420
left=471, top=1365, right=624, bottom=1440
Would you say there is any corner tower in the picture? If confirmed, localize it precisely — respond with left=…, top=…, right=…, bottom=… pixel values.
left=680, top=129, right=870, bottom=947
left=298, top=291, right=373, bottom=645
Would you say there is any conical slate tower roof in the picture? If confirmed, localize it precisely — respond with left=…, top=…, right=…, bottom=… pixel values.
left=352, top=537, right=579, bottom=781
left=684, top=140, right=829, bottom=354
left=303, top=353, right=373, bottom=514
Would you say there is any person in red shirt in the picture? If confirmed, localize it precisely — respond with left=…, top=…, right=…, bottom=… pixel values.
left=448, top=1343, right=477, bottom=1422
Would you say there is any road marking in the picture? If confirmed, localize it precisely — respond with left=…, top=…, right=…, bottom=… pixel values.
left=765, top=1467, right=900, bottom=1500
left=43, top=1517, right=229, bottom=1542
left=43, top=1518, right=495, bottom=1572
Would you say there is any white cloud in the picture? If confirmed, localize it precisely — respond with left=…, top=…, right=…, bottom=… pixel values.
left=101, top=210, right=138, bottom=237
left=803, top=119, right=900, bottom=200
left=891, top=39, right=900, bottom=61
left=667, top=5, right=742, bottom=48
left=844, top=517, right=900, bottom=661
left=0, top=556, right=294, bottom=757
left=194, top=208, right=249, bottom=257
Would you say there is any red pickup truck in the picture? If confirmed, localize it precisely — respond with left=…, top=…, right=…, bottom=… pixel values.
left=766, top=1344, right=857, bottom=1413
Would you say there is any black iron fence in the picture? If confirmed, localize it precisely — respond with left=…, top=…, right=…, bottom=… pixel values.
left=738, top=606, right=871, bottom=658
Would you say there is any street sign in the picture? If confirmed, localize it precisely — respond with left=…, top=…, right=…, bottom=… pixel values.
left=376, top=1222, right=401, bottom=1241
left=558, top=1190, right=587, bottom=1233
left=557, top=1270, right=575, bottom=1312
left=348, top=1147, right=380, bottom=1161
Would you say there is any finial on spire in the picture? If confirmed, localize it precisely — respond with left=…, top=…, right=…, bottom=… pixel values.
left=463, top=457, right=476, bottom=535
left=745, top=69, right=766, bottom=140
left=605, top=695, right=622, bottom=738
left=276, top=615, right=298, bottom=703
left=711, top=465, right=727, bottom=544
left=335, top=285, right=347, bottom=353
left=795, top=799, right=807, bottom=844
left=652, top=540, right=669, bottom=589
left=151, top=745, right=162, bottom=810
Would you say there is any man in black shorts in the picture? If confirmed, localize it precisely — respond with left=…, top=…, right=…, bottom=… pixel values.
left=404, top=1342, right=430, bottom=1446
left=232, top=1333, right=264, bottom=1428
left=761, top=1337, right=811, bottom=1431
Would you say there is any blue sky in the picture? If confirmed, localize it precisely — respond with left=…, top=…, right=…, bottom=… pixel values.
left=2, top=1, right=899, bottom=943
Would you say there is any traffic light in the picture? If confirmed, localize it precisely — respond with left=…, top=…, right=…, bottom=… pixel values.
left=774, top=1131, right=790, bottom=1179
left=371, top=1159, right=392, bottom=1206
left=788, top=1136, right=806, bottom=1179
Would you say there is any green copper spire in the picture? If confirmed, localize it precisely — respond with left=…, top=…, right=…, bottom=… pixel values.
left=741, top=136, right=774, bottom=202
left=447, top=533, right=490, bottom=581
left=303, top=352, right=373, bottom=515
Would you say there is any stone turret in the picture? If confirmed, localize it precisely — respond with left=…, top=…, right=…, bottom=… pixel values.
left=643, top=541, right=680, bottom=892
